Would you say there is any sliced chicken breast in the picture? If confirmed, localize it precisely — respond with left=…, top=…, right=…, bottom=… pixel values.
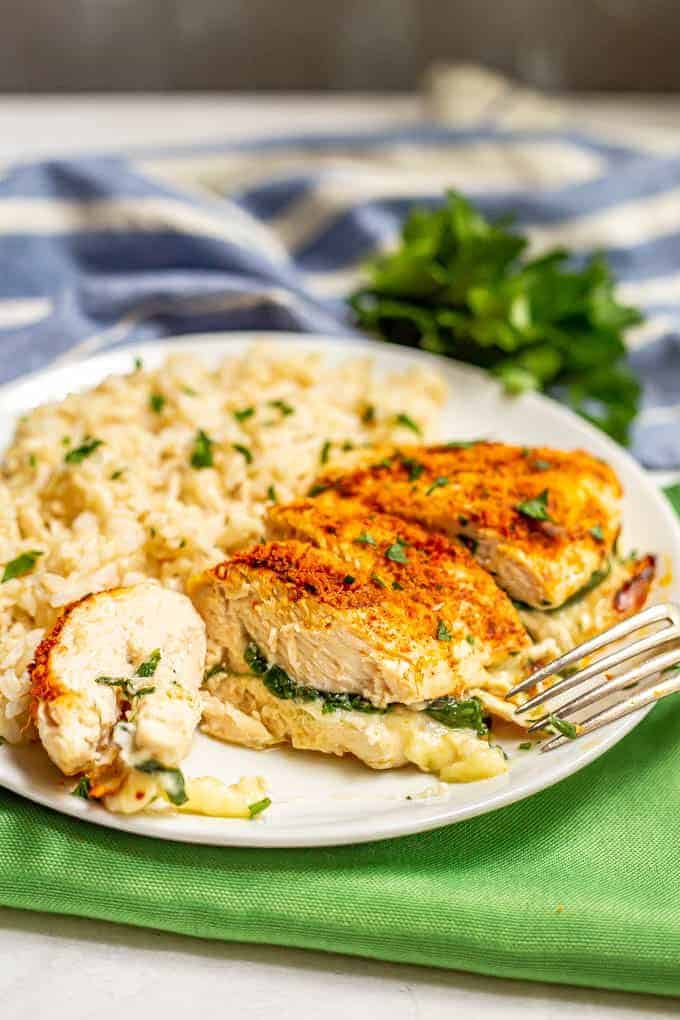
left=202, top=670, right=508, bottom=782
left=309, top=442, right=621, bottom=609
left=30, top=581, right=206, bottom=776
left=188, top=539, right=514, bottom=707
left=267, top=494, right=529, bottom=667
left=518, top=553, right=657, bottom=653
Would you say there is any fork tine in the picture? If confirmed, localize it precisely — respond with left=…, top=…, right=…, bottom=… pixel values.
left=514, top=624, right=680, bottom=718
left=538, top=649, right=680, bottom=749
left=507, top=602, right=677, bottom=698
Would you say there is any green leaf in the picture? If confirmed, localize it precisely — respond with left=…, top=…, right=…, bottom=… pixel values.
left=248, top=797, right=272, bottom=818
left=436, top=619, right=452, bottom=641
left=425, top=696, right=488, bottom=736
left=426, top=476, right=450, bottom=496
left=394, top=412, right=422, bottom=436
left=233, top=406, right=255, bottom=422
left=269, top=399, right=294, bottom=417
left=516, top=489, right=553, bottom=521
left=72, top=777, right=91, bottom=799
left=232, top=443, right=253, bottom=465
left=354, top=531, right=376, bottom=546
left=149, top=392, right=165, bottom=413
left=385, top=540, right=408, bottom=563
left=136, top=649, right=161, bottom=678
left=64, top=437, right=104, bottom=464
left=136, top=760, right=188, bottom=806
left=267, top=484, right=277, bottom=503
left=320, top=439, right=332, bottom=465
left=349, top=191, right=642, bottom=445
left=190, top=429, right=214, bottom=469
left=2, top=550, right=43, bottom=583
left=547, top=714, right=578, bottom=740
left=590, top=524, right=605, bottom=542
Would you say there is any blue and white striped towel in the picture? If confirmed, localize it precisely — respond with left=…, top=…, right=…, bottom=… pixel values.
left=1, top=126, right=679, bottom=469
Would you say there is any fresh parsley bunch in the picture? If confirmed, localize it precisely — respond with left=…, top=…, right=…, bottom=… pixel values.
left=349, top=191, right=643, bottom=444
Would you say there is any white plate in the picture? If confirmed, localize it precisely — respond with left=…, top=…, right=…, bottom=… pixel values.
left=1, top=332, right=678, bottom=848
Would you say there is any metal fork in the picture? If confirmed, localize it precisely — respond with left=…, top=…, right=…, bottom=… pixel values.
left=506, top=602, right=680, bottom=752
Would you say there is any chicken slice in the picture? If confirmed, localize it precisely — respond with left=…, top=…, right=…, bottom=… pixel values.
left=518, top=553, right=657, bottom=654
left=188, top=539, right=507, bottom=707
left=202, top=670, right=508, bottom=783
left=267, top=494, right=529, bottom=667
left=30, top=581, right=206, bottom=776
left=309, top=442, right=622, bottom=609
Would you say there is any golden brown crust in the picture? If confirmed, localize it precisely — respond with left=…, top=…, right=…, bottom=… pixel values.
left=268, top=495, right=529, bottom=660
left=28, top=594, right=92, bottom=716
left=314, top=442, right=621, bottom=554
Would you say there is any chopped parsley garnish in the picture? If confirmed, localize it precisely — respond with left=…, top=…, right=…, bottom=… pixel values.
left=136, top=760, right=188, bottom=806
left=110, top=469, right=124, bottom=480
left=547, top=714, right=578, bottom=739
left=385, top=540, right=408, bottom=564
left=466, top=635, right=475, bottom=645
left=267, top=484, right=278, bottom=503
left=308, top=482, right=330, bottom=497
left=64, top=437, right=104, bottom=464
left=516, top=489, right=553, bottom=521
left=28, top=454, right=37, bottom=468
left=392, top=580, right=404, bottom=590
left=72, top=776, right=91, bottom=799
left=94, top=650, right=160, bottom=698
left=341, top=440, right=355, bottom=451
left=182, top=386, right=198, bottom=396
left=95, top=676, right=156, bottom=699
left=354, top=531, right=376, bottom=546
left=394, top=412, right=422, bottom=436
left=371, top=574, right=387, bottom=588
left=590, top=524, right=605, bottom=542
left=136, top=648, right=161, bottom=678
left=400, top=456, right=424, bottom=481
left=320, top=439, right=332, bottom=465
left=269, top=399, right=294, bottom=417
left=458, top=514, right=469, bottom=526
left=426, top=476, right=450, bottom=496
left=361, top=404, right=376, bottom=425
left=248, top=797, right=272, bottom=818
left=149, top=392, right=165, bottom=413
left=446, top=439, right=484, bottom=449
left=190, top=429, right=214, bottom=469
left=349, top=191, right=642, bottom=445
left=436, top=620, right=453, bottom=641
left=425, top=696, right=489, bottom=736
left=133, top=356, right=143, bottom=371
left=232, top=443, right=253, bottom=465
left=61, top=436, right=71, bottom=447
left=233, top=406, right=255, bottom=422
left=2, top=550, right=43, bottom=583
left=204, top=662, right=226, bottom=682
left=518, top=741, right=533, bottom=751
left=531, top=459, right=552, bottom=472
left=342, top=574, right=356, bottom=585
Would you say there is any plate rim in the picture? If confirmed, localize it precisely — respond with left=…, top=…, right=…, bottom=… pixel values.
left=1, top=329, right=677, bottom=848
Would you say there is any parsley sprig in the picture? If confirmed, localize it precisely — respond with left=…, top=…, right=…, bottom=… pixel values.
left=350, top=191, right=642, bottom=444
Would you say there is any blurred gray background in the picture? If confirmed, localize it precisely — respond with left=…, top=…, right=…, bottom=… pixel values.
left=1, top=0, right=679, bottom=93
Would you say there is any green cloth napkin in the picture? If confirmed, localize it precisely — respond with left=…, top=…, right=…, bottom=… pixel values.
left=2, top=486, right=680, bottom=998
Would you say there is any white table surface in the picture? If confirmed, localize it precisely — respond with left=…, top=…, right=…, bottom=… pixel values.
left=1, top=92, right=679, bottom=1020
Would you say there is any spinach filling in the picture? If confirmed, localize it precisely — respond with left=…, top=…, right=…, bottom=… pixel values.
left=244, top=642, right=489, bottom=733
